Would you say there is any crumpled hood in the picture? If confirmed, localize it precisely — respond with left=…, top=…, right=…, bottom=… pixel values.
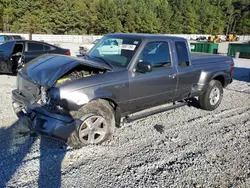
left=20, top=54, right=110, bottom=87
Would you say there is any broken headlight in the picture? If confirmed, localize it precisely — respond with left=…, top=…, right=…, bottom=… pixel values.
left=41, top=86, right=47, bottom=104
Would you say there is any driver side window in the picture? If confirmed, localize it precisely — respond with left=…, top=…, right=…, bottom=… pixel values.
left=139, top=42, right=171, bottom=68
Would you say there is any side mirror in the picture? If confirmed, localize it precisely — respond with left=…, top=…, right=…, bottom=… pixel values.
left=136, top=61, right=152, bottom=73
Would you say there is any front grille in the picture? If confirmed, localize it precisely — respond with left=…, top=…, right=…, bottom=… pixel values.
left=17, top=74, right=40, bottom=104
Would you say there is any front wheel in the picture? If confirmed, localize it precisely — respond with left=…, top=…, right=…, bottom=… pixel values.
left=198, top=80, right=223, bottom=111
left=67, top=100, right=115, bottom=148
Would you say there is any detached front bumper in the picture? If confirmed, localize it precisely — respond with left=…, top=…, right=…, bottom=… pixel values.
left=12, top=89, right=77, bottom=141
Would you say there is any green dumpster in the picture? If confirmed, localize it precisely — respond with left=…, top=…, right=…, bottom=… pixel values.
left=190, top=42, right=218, bottom=54
left=227, top=43, right=250, bottom=59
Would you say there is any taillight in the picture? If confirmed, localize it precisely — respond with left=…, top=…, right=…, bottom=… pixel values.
left=66, top=51, right=71, bottom=56
left=224, top=59, right=234, bottom=74
left=231, top=65, right=234, bottom=73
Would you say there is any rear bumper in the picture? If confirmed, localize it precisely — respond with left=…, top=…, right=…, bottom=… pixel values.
left=12, top=89, right=77, bottom=141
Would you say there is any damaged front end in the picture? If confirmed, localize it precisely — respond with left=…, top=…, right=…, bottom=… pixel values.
left=55, top=64, right=105, bottom=86
left=12, top=54, right=110, bottom=141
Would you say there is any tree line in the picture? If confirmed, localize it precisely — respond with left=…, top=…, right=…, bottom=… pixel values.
left=0, top=0, right=249, bottom=35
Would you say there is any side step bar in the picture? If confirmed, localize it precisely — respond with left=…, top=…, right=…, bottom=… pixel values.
left=123, top=101, right=187, bottom=123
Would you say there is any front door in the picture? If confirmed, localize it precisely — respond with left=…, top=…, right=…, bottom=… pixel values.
left=128, top=41, right=178, bottom=113
left=0, top=41, right=15, bottom=73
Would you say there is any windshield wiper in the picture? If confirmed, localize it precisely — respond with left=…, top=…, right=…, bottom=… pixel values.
left=93, top=56, right=113, bottom=69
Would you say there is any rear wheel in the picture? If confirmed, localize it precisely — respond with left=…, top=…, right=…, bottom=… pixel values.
left=198, top=80, right=223, bottom=111
left=67, top=99, right=115, bottom=148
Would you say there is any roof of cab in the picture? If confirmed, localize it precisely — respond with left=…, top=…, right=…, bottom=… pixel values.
left=106, top=33, right=186, bottom=41
left=1, top=39, right=60, bottom=48
left=7, top=39, right=45, bottom=43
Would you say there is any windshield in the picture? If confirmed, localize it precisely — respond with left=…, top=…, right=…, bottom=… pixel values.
left=92, top=39, right=101, bottom=44
left=88, top=37, right=141, bottom=68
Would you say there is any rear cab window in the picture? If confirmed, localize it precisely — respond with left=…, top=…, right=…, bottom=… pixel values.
left=44, top=45, right=51, bottom=50
left=175, top=41, right=191, bottom=67
left=44, top=45, right=55, bottom=51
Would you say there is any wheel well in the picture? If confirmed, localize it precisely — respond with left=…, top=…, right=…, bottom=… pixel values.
left=101, top=98, right=121, bottom=128
left=213, top=75, right=225, bottom=87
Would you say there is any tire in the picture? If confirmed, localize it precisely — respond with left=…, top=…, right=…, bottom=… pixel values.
left=198, top=80, right=223, bottom=111
left=67, top=99, right=115, bottom=148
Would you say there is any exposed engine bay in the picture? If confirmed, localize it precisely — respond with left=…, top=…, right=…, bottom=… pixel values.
left=56, top=65, right=106, bottom=86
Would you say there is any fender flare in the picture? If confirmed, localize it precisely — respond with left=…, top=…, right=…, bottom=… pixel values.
left=88, top=95, right=122, bottom=128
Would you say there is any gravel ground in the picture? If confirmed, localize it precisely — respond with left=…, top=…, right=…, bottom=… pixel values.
left=0, top=59, right=249, bottom=188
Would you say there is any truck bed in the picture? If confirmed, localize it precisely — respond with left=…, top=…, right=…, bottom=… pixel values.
left=191, top=52, right=232, bottom=65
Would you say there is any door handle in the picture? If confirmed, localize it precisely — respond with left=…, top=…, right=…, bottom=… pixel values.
left=168, top=74, right=176, bottom=79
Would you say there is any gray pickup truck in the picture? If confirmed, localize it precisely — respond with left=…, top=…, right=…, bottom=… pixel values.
left=12, top=33, right=234, bottom=148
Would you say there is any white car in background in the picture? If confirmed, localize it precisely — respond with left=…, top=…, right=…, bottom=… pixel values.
left=79, top=39, right=101, bottom=55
